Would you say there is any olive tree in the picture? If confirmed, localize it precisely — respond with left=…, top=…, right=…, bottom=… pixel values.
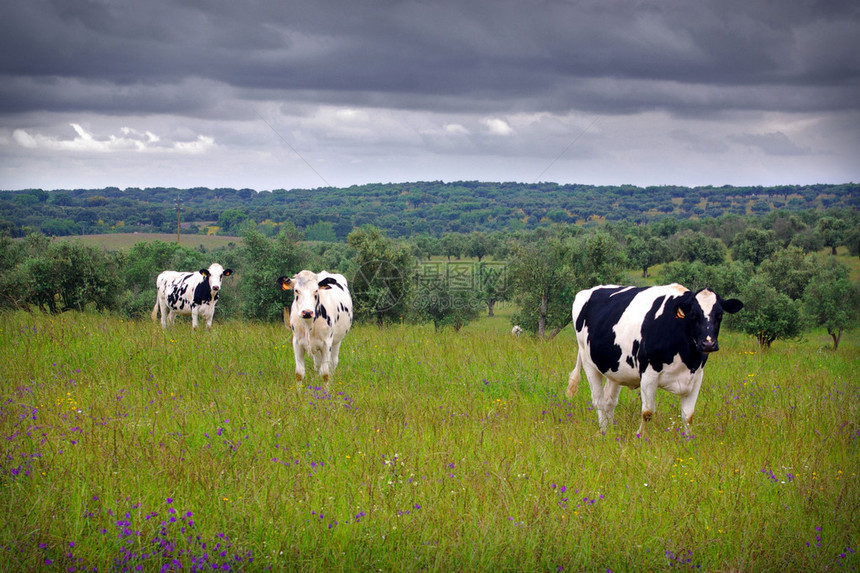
left=804, top=259, right=860, bottom=350
left=734, top=277, right=803, bottom=349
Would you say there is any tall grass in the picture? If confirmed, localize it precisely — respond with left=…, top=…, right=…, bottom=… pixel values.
left=1, top=309, right=857, bottom=571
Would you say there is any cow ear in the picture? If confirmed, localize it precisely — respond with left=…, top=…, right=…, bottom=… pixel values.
left=318, top=276, right=338, bottom=290
left=675, top=292, right=694, bottom=319
left=200, top=269, right=210, bottom=277
left=721, top=298, right=744, bottom=314
left=277, top=276, right=293, bottom=291
left=223, top=269, right=233, bottom=277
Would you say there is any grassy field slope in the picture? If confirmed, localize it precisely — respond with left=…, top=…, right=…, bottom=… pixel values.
left=1, top=309, right=857, bottom=571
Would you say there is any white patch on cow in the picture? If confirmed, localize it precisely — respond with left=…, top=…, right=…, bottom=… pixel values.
left=607, top=285, right=635, bottom=297
left=696, top=289, right=718, bottom=318
left=655, top=353, right=697, bottom=394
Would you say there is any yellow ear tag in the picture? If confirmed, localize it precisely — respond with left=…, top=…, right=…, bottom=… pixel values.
left=676, top=308, right=685, bottom=319
left=281, top=283, right=292, bottom=291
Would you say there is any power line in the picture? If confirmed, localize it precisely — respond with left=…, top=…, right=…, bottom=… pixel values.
left=256, top=112, right=331, bottom=187
left=532, top=117, right=599, bottom=183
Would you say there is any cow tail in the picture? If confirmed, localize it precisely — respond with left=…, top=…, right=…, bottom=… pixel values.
left=152, top=301, right=160, bottom=322
left=566, top=351, right=582, bottom=399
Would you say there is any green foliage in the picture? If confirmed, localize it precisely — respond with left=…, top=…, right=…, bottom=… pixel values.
left=8, top=237, right=124, bottom=312
left=440, top=232, right=466, bottom=260
left=305, top=221, right=337, bottom=242
left=732, top=227, right=780, bottom=266
left=239, top=225, right=307, bottom=322
left=509, top=232, right=576, bottom=338
left=758, top=246, right=819, bottom=300
left=661, top=260, right=753, bottom=297
left=816, top=216, right=848, bottom=255
left=411, top=276, right=482, bottom=331
left=673, top=230, right=727, bottom=265
left=347, top=225, right=414, bottom=325
left=804, top=259, right=860, bottom=350
left=465, top=231, right=495, bottom=262
left=846, top=226, right=860, bottom=259
left=572, top=230, right=628, bottom=288
left=509, top=228, right=624, bottom=338
left=734, top=277, right=804, bottom=349
left=2, top=183, right=857, bottom=238
left=626, top=234, right=670, bottom=278
left=217, top=208, right=248, bottom=234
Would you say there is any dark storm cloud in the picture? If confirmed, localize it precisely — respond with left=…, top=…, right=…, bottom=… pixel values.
left=3, top=0, right=859, bottom=118
left=2, top=0, right=859, bottom=191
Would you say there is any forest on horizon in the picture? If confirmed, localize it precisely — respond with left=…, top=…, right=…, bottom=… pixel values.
left=1, top=181, right=857, bottom=240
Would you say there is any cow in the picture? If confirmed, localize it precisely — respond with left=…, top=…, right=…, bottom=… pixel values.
left=565, top=283, right=743, bottom=435
left=152, top=263, right=233, bottom=329
left=512, top=325, right=523, bottom=337
left=277, top=270, right=353, bottom=385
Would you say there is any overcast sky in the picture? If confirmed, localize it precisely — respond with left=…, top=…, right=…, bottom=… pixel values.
left=2, top=0, right=859, bottom=191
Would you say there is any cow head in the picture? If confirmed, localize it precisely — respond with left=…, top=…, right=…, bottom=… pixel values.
left=277, top=271, right=338, bottom=321
left=194, top=263, right=232, bottom=303
left=675, top=289, right=743, bottom=353
left=202, top=263, right=232, bottom=294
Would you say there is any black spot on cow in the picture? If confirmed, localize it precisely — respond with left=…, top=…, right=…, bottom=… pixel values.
left=576, top=286, right=641, bottom=374
left=638, top=292, right=705, bottom=374
left=316, top=302, right=331, bottom=326
left=193, top=274, right=212, bottom=306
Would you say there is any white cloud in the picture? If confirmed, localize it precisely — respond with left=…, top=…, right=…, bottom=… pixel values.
left=11, top=123, right=215, bottom=154
left=444, top=123, right=469, bottom=135
left=482, top=118, right=514, bottom=136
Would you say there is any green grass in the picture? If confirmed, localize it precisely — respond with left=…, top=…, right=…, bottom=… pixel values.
left=1, top=309, right=858, bottom=571
left=53, top=232, right=242, bottom=251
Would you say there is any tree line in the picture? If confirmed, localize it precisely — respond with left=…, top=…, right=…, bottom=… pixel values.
left=1, top=182, right=857, bottom=238
left=1, top=205, right=858, bottom=350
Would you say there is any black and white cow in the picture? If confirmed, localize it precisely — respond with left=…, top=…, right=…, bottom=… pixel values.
left=565, top=283, right=743, bottom=434
left=152, top=263, right=233, bottom=329
left=277, top=270, right=353, bottom=384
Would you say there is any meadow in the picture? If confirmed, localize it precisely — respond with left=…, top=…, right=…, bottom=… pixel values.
left=56, top=233, right=242, bottom=251
left=0, top=308, right=857, bottom=572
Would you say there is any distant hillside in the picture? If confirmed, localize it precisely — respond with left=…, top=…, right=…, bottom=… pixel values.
left=1, top=181, right=857, bottom=239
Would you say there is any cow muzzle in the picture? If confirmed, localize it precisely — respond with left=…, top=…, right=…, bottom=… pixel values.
left=301, top=310, right=314, bottom=320
left=700, top=337, right=718, bottom=353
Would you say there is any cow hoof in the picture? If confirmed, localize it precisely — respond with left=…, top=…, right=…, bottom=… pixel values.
left=295, top=373, right=303, bottom=382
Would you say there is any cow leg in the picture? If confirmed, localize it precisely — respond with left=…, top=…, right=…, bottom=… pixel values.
left=638, top=371, right=659, bottom=436
left=582, top=363, right=611, bottom=432
left=603, top=381, right=622, bottom=425
left=318, top=341, right=333, bottom=390
left=679, top=370, right=704, bottom=433
left=293, top=338, right=307, bottom=382
left=330, top=339, right=343, bottom=374
left=191, top=309, right=200, bottom=330
left=159, top=300, right=169, bottom=329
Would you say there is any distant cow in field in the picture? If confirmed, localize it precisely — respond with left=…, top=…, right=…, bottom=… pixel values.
left=512, top=325, right=523, bottom=337
left=152, top=263, right=233, bottom=329
left=277, top=270, right=353, bottom=384
left=566, top=283, right=743, bottom=434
